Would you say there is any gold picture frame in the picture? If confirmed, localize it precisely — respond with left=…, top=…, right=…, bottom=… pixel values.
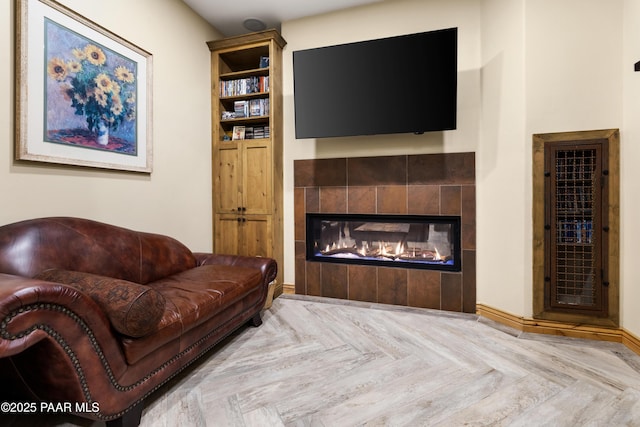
left=15, top=0, right=153, bottom=173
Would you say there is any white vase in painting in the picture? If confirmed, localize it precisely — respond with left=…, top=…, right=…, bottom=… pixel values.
left=96, top=121, right=109, bottom=145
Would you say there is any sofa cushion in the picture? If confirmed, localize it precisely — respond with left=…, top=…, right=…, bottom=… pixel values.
left=119, top=264, right=263, bottom=364
left=35, top=269, right=166, bottom=337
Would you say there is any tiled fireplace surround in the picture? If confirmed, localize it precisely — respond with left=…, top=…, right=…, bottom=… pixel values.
left=294, top=152, right=476, bottom=313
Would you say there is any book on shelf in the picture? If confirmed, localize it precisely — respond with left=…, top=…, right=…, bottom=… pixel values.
left=232, top=126, right=245, bottom=140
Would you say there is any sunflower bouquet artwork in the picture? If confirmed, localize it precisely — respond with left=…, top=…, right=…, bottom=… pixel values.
left=46, top=23, right=137, bottom=152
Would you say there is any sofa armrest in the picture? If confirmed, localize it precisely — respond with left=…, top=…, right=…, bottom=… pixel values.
left=193, top=253, right=277, bottom=286
left=0, top=273, right=121, bottom=360
left=0, top=273, right=137, bottom=416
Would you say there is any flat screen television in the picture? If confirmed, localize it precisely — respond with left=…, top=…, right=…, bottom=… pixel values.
left=293, top=27, right=457, bottom=139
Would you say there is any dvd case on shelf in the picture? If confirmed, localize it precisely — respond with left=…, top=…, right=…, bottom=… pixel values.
left=220, top=76, right=269, bottom=97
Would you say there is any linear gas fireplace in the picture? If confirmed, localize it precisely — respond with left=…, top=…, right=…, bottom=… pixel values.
left=295, top=153, right=476, bottom=312
left=306, top=213, right=461, bottom=271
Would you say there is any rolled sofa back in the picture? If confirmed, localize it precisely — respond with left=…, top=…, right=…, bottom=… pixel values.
left=0, top=217, right=197, bottom=284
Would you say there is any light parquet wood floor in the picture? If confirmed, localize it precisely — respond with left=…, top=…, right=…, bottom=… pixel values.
left=5, top=294, right=640, bottom=426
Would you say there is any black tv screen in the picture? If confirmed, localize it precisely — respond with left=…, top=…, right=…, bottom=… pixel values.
left=293, top=27, right=457, bottom=139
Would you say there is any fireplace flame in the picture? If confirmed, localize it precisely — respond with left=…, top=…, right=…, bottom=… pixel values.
left=314, top=227, right=450, bottom=265
left=359, top=242, right=367, bottom=256
left=379, top=242, right=386, bottom=256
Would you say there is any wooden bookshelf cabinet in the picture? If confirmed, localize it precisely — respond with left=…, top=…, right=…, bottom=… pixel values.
left=208, top=30, right=286, bottom=293
left=533, top=129, right=619, bottom=326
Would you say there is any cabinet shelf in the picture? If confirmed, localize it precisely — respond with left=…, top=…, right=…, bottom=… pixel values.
left=220, top=68, right=269, bottom=80
left=219, top=137, right=270, bottom=144
left=221, top=115, right=269, bottom=124
left=220, top=92, right=270, bottom=102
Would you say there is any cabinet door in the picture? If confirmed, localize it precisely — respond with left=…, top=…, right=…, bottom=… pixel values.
left=242, top=141, right=271, bottom=215
left=242, top=215, right=272, bottom=258
left=214, top=214, right=240, bottom=255
left=215, top=145, right=240, bottom=213
left=545, top=142, right=607, bottom=316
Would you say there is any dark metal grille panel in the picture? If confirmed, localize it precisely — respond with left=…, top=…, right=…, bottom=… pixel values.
left=553, top=149, right=597, bottom=307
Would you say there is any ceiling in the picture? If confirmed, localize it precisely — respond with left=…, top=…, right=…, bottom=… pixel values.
left=182, top=0, right=383, bottom=37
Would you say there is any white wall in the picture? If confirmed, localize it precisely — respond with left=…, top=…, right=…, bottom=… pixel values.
left=478, top=0, right=527, bottom=316
left=1, top=0, right=221, bottom=251
left=525, top=0, right=623, bottom=133
left=622, top=0, right=640, bottom=335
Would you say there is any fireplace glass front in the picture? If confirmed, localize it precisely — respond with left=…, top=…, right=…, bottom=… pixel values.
left=306, top=213, right=461, bottom=271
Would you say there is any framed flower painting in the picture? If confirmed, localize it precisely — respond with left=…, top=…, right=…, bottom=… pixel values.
left=15, top=0, right=153, bottom=173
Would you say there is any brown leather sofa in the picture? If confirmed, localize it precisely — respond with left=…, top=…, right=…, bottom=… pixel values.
left=0, top=217, right=277, bottom=426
